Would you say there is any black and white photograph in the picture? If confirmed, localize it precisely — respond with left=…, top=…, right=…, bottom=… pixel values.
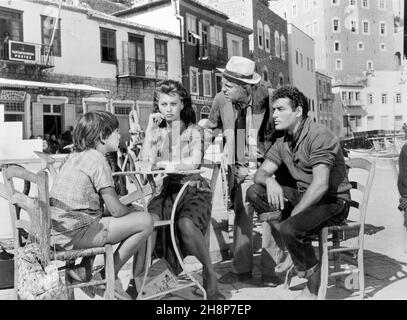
left=0, top=0, right=406, bottom=304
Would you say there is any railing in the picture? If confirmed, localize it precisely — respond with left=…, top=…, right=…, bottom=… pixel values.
left=0, top=40, right=54, bottom=68
left=342, top=98, right=362, bottom=106
left=197, top=44, right=227, bottom=64
left=117, top=59, right=168, bottom=80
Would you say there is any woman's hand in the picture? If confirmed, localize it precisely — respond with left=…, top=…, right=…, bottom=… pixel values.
left=265, top=177, right=285, bottom=211
left=148, top=113, right=164, bottom=128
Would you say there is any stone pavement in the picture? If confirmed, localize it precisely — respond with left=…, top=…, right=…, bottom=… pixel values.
left=1, top=154, right=407, bottom=300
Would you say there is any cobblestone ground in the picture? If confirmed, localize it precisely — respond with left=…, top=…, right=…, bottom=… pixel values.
left=2, top=154, right=407, bottom=300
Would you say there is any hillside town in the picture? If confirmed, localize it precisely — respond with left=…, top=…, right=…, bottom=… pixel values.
left=0, top=0, right=407, bottom=303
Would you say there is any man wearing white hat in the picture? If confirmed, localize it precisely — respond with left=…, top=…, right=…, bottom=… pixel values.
left=200, top=56, right=292, bottom=286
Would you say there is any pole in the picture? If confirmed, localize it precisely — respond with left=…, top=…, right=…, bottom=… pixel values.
left=45, top=0, right=63, bottom=65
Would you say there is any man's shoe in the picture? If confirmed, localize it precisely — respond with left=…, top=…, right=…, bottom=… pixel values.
left=218, top=271, right=252, bottom=284
left=258, top=210, right=282, bottom=223
left=125, top=279, right=139, bottom=300
left=261, top=275, right=284, bottom=287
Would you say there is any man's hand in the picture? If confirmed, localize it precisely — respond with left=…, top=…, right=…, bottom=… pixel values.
left=266, top=177, right=285, bottom=211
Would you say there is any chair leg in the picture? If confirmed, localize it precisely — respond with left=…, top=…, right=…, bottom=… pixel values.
left=332, top=231, right=341, bottom=288
left=104, top=245, right=115, bottom=300
left=317, top=228, right=329, bottom=300
left=64, top=270, right=75, bottom=300
left=358, top=247, right=365, bottom=300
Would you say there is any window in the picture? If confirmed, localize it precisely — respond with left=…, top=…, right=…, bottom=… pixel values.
left=334, top=40, right=341, bottom=53
left=292, top=2, right=298, bottom=17
left=378, top=0, right=386, bottom=10
left=100, top=28, right=116, bottom=63
left=395, top=115, right=403, bottom=130
left=367, top=60, right=373, bottom=70
left=379, top=22, right=387, bottom=36
left=362, top=20, right=370, bottom=34
left=214, top=26, right=223, bottom=47
left=280, top=35, right=286, bottom=60
left=278, top=73, right=284, bottom=87
left=349, top=0, right=356, bottom=5
left=186, top=14, right=198, bottom=44
left=305, top=23, right=311, bottom=35
left=312, top=0, right=318, bottom=8
left=155, top=39, right=167, bottom=71
left=381, top=94, right=387, bottom=104
left=202, top=70, right=212, bottom=97
left=264, top=24, right=270, bottom=52
left=300, top=53, right=303, bottom=67
left=41, top=16, right=61, bottom=57
left=274, top=31, right=280, bottom=58
left=232, top=40, right=240, bottom=56
left=350, top=20, right=357, bottom=33
left=312, top=20, right=319, bottom=35
left=200, top=106, right=211, bottom=120
left=342, top=91, right=347, bottom=101
left=0, top=7, right=23, bottom=59
left=357, top=41, right=365, bottom=50
left=380, top=43, right=386, bottom=51
left=333, top=18, right=340, bottom=33
left=227, top=33, right=243, bottom=58
left=304, top=0, right=310, bottom=11
left=257, top=20, right=264, bottom=49
left=355, top=92, right=360, bottom=101
left=189, top=67, right=199, bottom=95
left=215, top=73, right=223, bottom=93
left=332, top=0, right=339, bottom=6
left=307, top=57, right=310, bottom=71
left=310, top=59, right=314, bottom=72
left=396, top=93, right=402, bottom=104
left=296, top=50, right=299, bottom=64
left=362, top=0, right=369, bottom=8
left=367, top=116, right=374, bottom=130
left=367, top=93, right=373, bottom=104
left=335, top=58, right=343, bottom=70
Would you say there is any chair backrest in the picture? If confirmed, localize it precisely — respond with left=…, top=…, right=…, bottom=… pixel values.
left=346, top=158, right=376, bottom=241
left=2, top=166, right=51, bottom=260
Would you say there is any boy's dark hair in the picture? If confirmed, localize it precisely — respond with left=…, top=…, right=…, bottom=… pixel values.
left=153, top=79, right=196, bottom=127
left=271, top=85, right=309, bottom=119
left=73, top=110, right=119, bottom=152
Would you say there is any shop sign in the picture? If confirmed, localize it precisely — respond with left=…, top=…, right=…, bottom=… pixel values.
left=9, top=41, right=36, bottom=62
left=191, top=96, right=214, bottom=105
left=0, top=90, right=26, bottom=101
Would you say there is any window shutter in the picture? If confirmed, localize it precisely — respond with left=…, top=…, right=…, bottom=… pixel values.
left=32, top=103, right=43, bottom=137
left=64, top=104, right=75, bottom=131
left=210, top=25, right=216, bottom=45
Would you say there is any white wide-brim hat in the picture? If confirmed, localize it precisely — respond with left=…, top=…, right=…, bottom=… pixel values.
left=217, top=56, right=261, bottom=85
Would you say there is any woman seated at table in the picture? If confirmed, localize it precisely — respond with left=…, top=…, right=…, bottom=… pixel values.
left=140, top=79, right=224, bottom=300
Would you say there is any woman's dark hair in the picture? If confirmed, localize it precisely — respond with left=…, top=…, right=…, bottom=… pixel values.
left=73, top=110, right=119, bottom=152
left=270, top=85, right=309, bottom=119
left=153, top=79, right=196, bottom=127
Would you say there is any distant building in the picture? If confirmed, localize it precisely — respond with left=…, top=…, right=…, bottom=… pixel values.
left=270, top=0, right=398, bottom=85
left=113, top=0, right=252, bottom=121
left=0, top=0, right=181, bottom=141
left=316, top=71, right=335, bottom=130
left=199, top=0, right=289, bottom=91
left=286, top=23, right=317, bottom=121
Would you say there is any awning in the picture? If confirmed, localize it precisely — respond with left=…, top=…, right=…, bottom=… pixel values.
left=343, top=105, right=367, bottom=117
left=188, top=31, right=201, bottom=40
left=0, top=78, right=110, bottom=93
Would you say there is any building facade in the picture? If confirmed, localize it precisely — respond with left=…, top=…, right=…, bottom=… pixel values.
left=287, top=23, right=317, bottom=121
left=114, top=0, right=252, bottom=121
left=270, top=0, right=398, bottom=85
left=316, top=71, right=335, bottom=130
left=0, top=0, right=181, bottom=143
left=199, top=0, right=289, bottom=90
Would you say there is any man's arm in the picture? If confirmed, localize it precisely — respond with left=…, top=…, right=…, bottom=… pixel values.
left=254, top=159, right=286, bottom=210
left=291, top=164, right=330, bottom=216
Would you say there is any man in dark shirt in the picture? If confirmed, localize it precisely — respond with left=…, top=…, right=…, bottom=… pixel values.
left=247, top=86, right=351, bottom=299
left=200, top=56, right=290, bottom=286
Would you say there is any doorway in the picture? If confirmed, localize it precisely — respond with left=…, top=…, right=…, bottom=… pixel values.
left=43, top=114, right=62, bottom=137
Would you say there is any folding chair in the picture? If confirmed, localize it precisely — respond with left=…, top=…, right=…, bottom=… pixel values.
left=318, top=158, right=376, bottom=300
left=2, top=166, right=115, bottom=300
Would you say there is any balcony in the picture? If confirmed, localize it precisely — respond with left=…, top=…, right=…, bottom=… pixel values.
left=342, top=98, right=362, bottom=107
left=197, top=44, right=227, bottom=65
left=117, top=59, right=168, bottom=80
left=322, top=93, right=335, bottom=101
left=0, top=40, right=54, bottom=69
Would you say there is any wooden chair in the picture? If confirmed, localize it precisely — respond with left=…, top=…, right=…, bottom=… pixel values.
left=116, top=162, right=225, bottom=300
left=2, top=166, right=115, bottom=300
left=317, top=158, right=376, bottom=300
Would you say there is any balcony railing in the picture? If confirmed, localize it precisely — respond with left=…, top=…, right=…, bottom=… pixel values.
left=117, top=59, right=168, bottom=80
left=197, top=44, right=227, bottom=64
left=342, top=98, right=362, bottom=106
left=0, top=40, right=54, bottom=68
